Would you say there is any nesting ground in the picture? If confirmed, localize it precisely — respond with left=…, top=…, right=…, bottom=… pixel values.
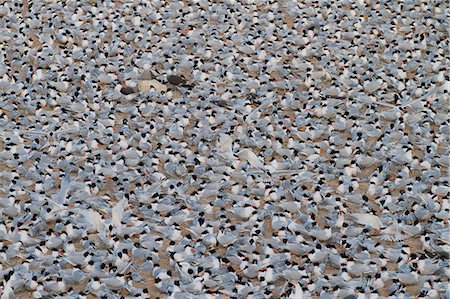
left=0, top=0, right=449, bottom=298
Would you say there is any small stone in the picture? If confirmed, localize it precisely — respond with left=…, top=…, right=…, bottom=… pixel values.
left=167, top=75, right=184, bottom=85
left=120, top=86, right=138, bottom=95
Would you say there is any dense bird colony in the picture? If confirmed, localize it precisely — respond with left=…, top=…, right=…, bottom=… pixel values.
left=0, top=0, right=449, bottom=298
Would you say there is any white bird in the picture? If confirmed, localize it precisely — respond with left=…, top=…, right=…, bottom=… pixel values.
left=1, top=284, right=15, bottom=299
left=101, top=276, right=127, bottom=290
left=288, top=282, right=305, bottom=299
left=415, top=257, right=441, bottom=275
left=309, top=227, right=332, bottom=241
left=44, top=278, right=67, bottom=294
left=237, top=148, right=269, bottom=173
left=231, top=205, right=256, bottom=219
left=379, top=220, right=407, bottom=241
left=351, top=213, right=383, bottom=230
left=399, top=220, right=422, bottom=237
left=217, top=231, right=237, bottom=246
left=397, top=272, right=419, bottom=285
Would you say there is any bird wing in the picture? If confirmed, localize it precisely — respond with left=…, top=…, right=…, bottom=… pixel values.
left=379, top=222, right=407, bottom=241
left=84, top=210, right=106, bottom=233
left=400, top=224, right=421, bottom=236
left=238, top=149, right=265, bottom=169
left=219, top=134, right=234, bottom=157
left=112, top=199, right=126, bottom=231
left=351, top=213, right=383, bottom=229
left=52, top=176, right=71, bottom=204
